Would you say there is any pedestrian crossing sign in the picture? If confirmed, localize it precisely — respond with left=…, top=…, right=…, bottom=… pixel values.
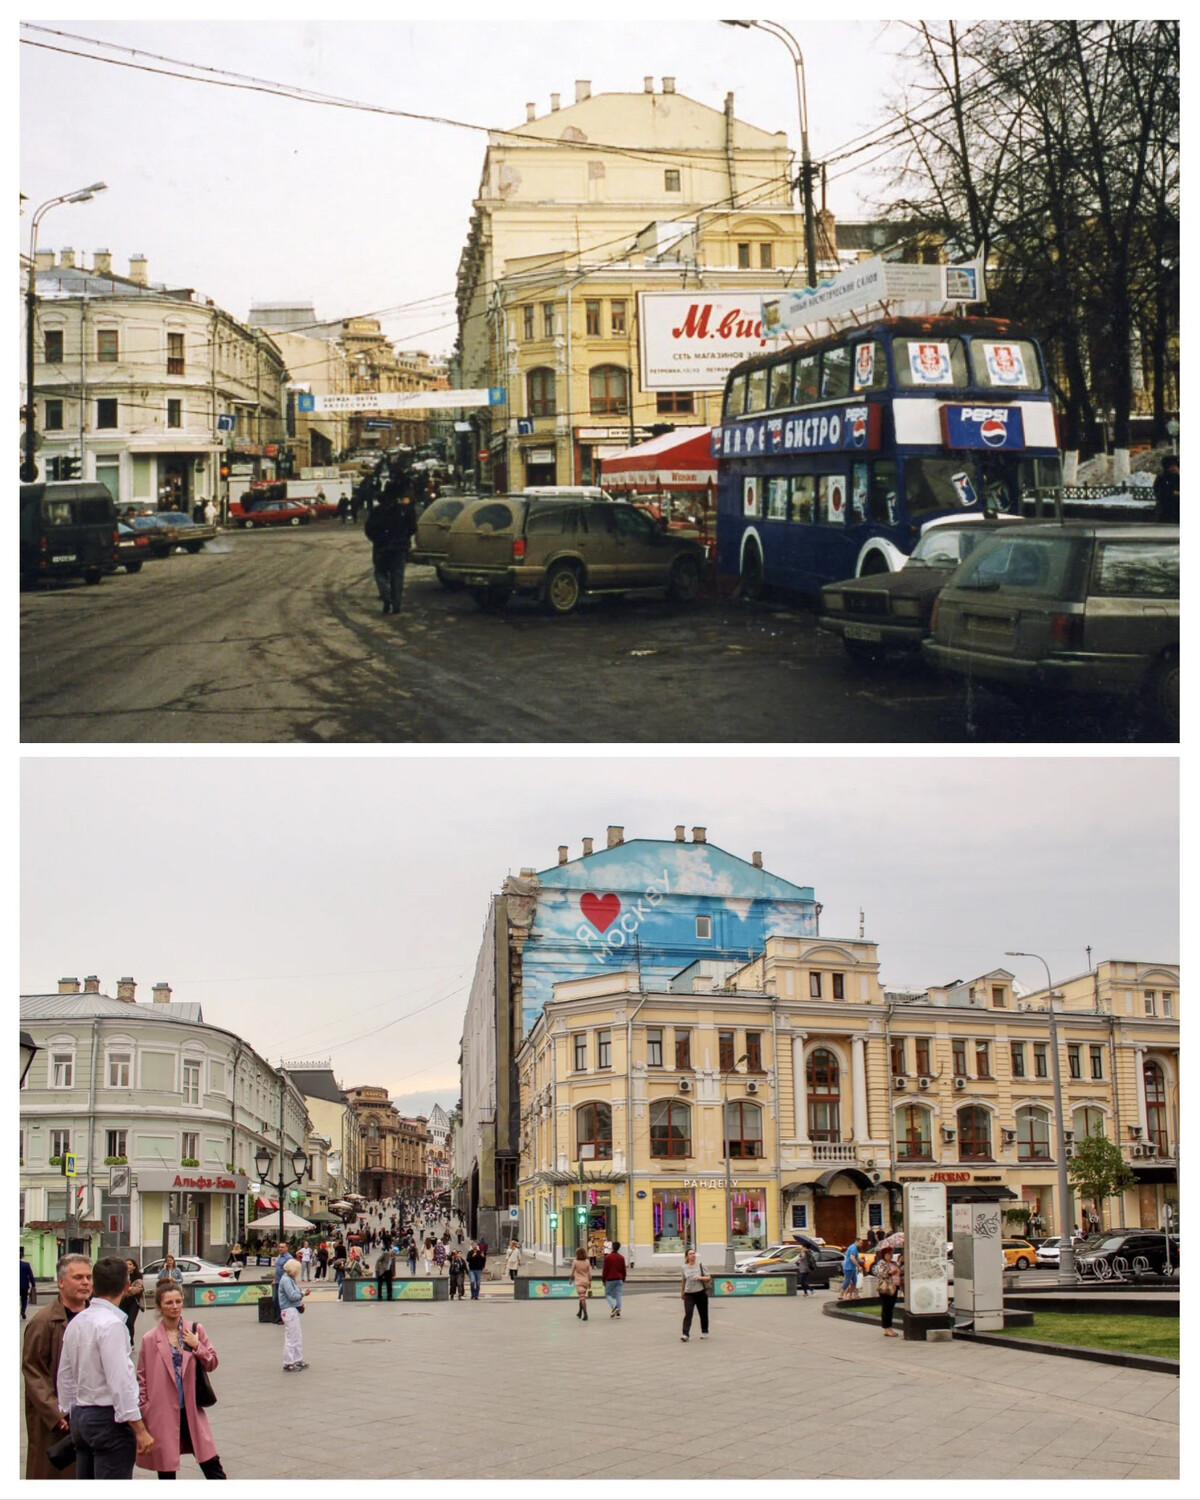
left=62, top=1152, right=77, bottom=1178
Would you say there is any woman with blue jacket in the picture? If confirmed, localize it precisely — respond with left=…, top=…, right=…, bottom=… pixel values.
left=278, top=1258, right=309, bottom=1371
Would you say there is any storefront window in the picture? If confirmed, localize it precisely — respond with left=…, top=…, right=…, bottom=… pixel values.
left=730, top=1189, right=767, bottom=1251
left=652, top=1188, right=694, bottom=1253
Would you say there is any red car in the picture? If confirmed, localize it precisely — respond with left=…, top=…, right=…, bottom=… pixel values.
left=235, top=498, right=313, bottom=528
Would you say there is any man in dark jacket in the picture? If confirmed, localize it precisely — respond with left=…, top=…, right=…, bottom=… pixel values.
left=1154, top=453, right=1179, bottom=524
left=22, top=1253, right=92, bottom=1479
left=375, top=1246, right=396, bottom=1301
left=465, top=1245, right=486, bottom=1300
left=364, top=488, right=416, bottom=615
left=21, top=1250, right=37, bottom=1319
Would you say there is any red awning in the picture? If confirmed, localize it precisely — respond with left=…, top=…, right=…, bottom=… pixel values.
left=256, top=1196, right=279, bottom=1211
left=600, top=427, right=716, bottom=490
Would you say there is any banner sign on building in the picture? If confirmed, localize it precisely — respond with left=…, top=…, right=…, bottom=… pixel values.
left=638, top=291, right=779, bottom=391
left=712, top=402, right=882, bottom=459
left=136, top=1170, right=251, bottom=1195
left=301, top=389, right=505, bottom=414
left=762, top=258, right=986, bottom=338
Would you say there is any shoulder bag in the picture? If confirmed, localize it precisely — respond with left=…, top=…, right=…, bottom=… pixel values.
left=189, top=1325, right=218, bottom=1407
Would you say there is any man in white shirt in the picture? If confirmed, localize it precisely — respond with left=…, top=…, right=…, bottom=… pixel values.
left=57, top=1256, right=155, bottom=1479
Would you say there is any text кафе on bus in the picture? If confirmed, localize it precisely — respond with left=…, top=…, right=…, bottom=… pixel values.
left=714, top=316, right=1062, bottom=599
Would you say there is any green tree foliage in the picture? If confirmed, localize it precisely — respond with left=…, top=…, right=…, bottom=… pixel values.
left=1067, top=1132, right=1135, bottom=1230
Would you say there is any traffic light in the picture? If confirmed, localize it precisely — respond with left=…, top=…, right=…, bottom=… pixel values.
left=548, top=1213, right=558, bottom=1230
left=60, top=455, right=81, bottom=480
left=219, top=454, right=231, bottom=480
left=576, top=1204, right=587, bottom=1224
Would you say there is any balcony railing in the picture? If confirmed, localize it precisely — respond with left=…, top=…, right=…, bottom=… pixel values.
left=811, top=1142, right=857, bottom=1163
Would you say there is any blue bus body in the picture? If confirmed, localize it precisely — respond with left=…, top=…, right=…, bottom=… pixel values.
left=714, top=316, right=1062, bottom=598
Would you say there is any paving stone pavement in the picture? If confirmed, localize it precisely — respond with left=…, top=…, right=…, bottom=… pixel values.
left=19, top=1290, right=1178, bottom=1481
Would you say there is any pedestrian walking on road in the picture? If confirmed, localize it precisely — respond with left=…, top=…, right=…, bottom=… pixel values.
left=679, top=1248, right=711, bottom=1342
left=433, top=1240, right=447, bottom=1275
left=375, top=1247, right=396, bottom=1301
left=874, top=1246, right=903, bottom=1337
left=504, top=1242, right=523, bottom=1283
left=20, top=1249, right=37, bottom=1320
left=794, top=1243, right=814, bottom=1296
left=839, top=1241, right=865, bottom=1302
left=298, top=1244, right=312, bottom=1282
left=159, top=1255, right=184, bottom=1289
left=422, top=1240, right=436, bottom=1276
left=272, top=1244, right=290, bottom=1323
left=136, top=1282, right=225, bottom=1478
left=570, top=1247, right=592, bottom=1321
left=602, top=1240, right=627, bottom=1318
left=1155, top=453, right=1180, bottom=525
left=22, top=1252, right=93, bottom=1478
left=466, top=1245, right=485, bottom=1301
left=278, top=1260, right=309, bottom=1372
left=332, top=1253, right=347, bottom=1297
left=315, top=1244, right=329, bottom=1281
left=447, top=1252, right=467, bottom=1300
left=364, top=487, right=416, bottom=616
left=119, top=1260, right=144, bottom=1347
left=406, top=1240, right=417, bottom=1276
left=57, top=1256, right=156, bottom=1479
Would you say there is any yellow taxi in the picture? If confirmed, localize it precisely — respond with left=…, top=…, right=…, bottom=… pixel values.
left=1002, top=1239, right=1037, bottom=1269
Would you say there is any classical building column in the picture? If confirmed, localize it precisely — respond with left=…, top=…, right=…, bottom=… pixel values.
left=792, top=1034, right=809, bottom=1145
left=851, top=1035, right=869, bottom=1142
left=1134, top=1047, right=1148, bottom=1138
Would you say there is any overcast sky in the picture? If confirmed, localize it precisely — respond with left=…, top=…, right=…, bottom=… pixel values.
left=20, top=11, right=912, bottom=358
left=21, top=756, right=1178, bottom=1117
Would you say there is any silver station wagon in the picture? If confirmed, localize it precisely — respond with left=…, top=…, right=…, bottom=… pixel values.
left=924, top=523, right=1179, bottom=731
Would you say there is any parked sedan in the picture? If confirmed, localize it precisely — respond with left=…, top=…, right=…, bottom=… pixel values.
left=1002, top=1239, right=1038, bottom=1270
left=924, top=523, right=1179, bottom=731
left=239, top=498, right=313, bottom=528
left=819, top=517, right=1022, bottom=659
left=410, top=495, right=469, bottom=580
left=141, top=1256, right=237, bottom=1300
left=737, top=1239, right=841, bottom=1285
left=116, top=522, right=152, bottom=573
left=1075, top=1232, right=1179, bottom=1279
left=1036, top=1235, right=1063, bottom=1267
left=156, top=510, right=218, bottom=553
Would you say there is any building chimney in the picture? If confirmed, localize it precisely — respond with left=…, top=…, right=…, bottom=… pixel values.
left=550, top=92, right=560, bottom=112
left=117, top=977, right=137, bottom=1003
left=662, top=76, right=676, bottom=94
left=606, top=825, right=624, bottom=849
left=93, top=248, right=112, bottom=275
left=526, top=102, right=536, bottom=122
left=575, top=79, right=591, bottom=103
left=59, top=248, right=76, bottom=269
left=692, top=826, right=707, bottom=844
left=558, top=845, right=569, bottom=866
left=34, top=249, right=54, bottom=273
left=152, top=982, right=172, bottom=1005
left=520, top=867, right=536, bottom=878
left=582, top=837, right=594, bottom=857
left=752, top=851, right=763, bottom=869
left=128, top=254, right=148, bottom=286
left=674, top=825, right=686, bottom=842
left=644, top=76, right=654, bottom=93
left=58, top=976, right=81, bottom=995
left=83, top=975, right=101, bottom=994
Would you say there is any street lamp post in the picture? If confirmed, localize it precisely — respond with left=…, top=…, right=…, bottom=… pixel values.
left=255, top=1146, right=309, bottom=1250
left=723, top=1052, right=750, bottom=1272
left=721, top=20, right=818, bottom=287
left=1006, top=951, right=1076, bottom=1286
left=22, top=183, right=108, bottom=482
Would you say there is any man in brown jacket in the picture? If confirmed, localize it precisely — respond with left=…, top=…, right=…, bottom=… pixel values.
left=22, top=1253, right=93, bottom=1479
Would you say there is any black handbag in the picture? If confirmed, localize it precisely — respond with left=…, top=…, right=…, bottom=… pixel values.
left=46, top=1433, right=76, bottom=1470
left=190, top=1325, right=217, bottom=1408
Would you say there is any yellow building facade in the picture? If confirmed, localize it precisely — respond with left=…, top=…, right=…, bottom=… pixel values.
left=515, top=943, right=1178, bottom=1265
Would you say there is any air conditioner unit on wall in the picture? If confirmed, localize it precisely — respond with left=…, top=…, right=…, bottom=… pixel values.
left=954, top=1077, right=967, bottom=1090
left=678, top=1078, right=692, bottom=1093
left=745, top=1080, right=759, bottom=1095
left=893, top=1076, right=907, bottom=1090
left=918, top=1077, right=931, bottom=1090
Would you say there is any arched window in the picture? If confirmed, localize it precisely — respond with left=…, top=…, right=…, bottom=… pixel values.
left=1073, top=1106, right=1105, bottom=1141
left=806, top=1048, right=840, bottom=1142
left=958, top=1106, right=992, bottom=1161
left=526, top=367, right=556, bottom=418
left=576, top=1102, right=612, bottom=1160
left=1144, top=1060, right=1168, bottom=1155
left=897, top=1105, right=932, bottom=1160
left=649, top=1099, right=691, bottom=1158
left=1016, top=1106, right=1050, bottom=1161
left=724, top=1101, right=763, bottom=1158
left=589, top=365, right=628, bottom=415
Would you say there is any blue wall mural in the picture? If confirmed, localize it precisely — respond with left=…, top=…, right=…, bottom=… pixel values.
left=519, top=839, right=819, bottom=1033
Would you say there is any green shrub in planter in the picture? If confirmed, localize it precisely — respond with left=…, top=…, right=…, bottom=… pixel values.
left=181, top=1158, right=200, bottom=1167
left=104, top=1155, right=128, bottom=1166
left=49, top=1156, right=63, bottom=1166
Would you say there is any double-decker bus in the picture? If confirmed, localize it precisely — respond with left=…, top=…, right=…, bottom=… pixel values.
left=714, top=315, right=1062, bottom=598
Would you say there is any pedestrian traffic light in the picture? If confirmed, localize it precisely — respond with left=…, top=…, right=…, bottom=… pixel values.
left=548, top=1213, right=558, bottom=1229
left=576, top=1205, right=587, bottom=1224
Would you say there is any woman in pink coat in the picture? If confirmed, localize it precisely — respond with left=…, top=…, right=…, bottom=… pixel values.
left=136, top=1282, right=226, bottom=1478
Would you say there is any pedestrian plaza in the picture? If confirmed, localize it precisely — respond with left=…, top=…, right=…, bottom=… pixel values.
left=20, top=1282, right=1178, bottom=1481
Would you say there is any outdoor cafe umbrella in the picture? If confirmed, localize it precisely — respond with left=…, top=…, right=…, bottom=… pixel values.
left=244, top=1209, right=315, bottom=1232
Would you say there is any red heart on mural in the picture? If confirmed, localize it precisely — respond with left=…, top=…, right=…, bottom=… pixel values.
left=581, top=892, right=621, bottom=933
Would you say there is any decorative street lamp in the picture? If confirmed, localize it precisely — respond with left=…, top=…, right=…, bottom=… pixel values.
left=721, top=20, right=818, bottom=287
left=255, top=1145, right=309, bottom=1249
left=1006, top=951, right=1076, bottom=1286
left=20, top=1031, right=39, bottom=1088
left=723, top=1052, right=750, bottom=1272
left=22, top=182, right=108, bottom=482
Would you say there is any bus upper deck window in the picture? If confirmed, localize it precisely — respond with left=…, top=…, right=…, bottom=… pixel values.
left=970, top=339, right=1044, bottom=392
left=821, top=346, right=851, bottom=400
left=792, top=354, right=821, bottom=405
left=893, top=337, right=968, bottom=389
left=724, top=373, right=748, bottom=419
left=851, top=341, right=887, bottom=390
left=746, top=367, right=769, bottom=413
left=768, top=361, right=793, bottom=408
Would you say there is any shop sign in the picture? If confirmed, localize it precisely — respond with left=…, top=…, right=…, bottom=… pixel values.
left=639, top=291, right=775, bottom=391
left=136, top=1170, right=250, bottom=1194
left=682, top=1178, right=738, bottom=1189
left=526, top=449, right=555, bottom=465
left=930, top=1171, right=971, bottom=1183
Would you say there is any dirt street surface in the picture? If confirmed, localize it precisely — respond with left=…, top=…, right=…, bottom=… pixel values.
left=20, top=526, right=1168, bottom=743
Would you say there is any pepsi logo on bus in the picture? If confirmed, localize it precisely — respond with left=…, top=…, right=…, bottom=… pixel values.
left=940, top=403, right=1026, bottom=451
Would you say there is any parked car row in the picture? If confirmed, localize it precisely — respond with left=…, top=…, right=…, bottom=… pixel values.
left=820, top=518, right=1179, bottom=733
left=21, top=482, right=218, bottom=587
